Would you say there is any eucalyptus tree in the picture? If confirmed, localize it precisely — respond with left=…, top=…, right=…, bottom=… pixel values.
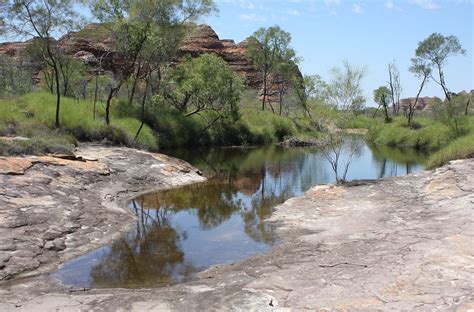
left=326, top=60, right=367, bottom=113
left=246, top=26, right=296, bottom=111
left=408, top=57, right=431, bottom=126
left=89, top=0, right=216, bottom=125
left=3, top=0, right=80, bottom=128
left=161, top=54, right=244, bottom=131
left=373, top=86, right=391, bottom=123
left=273, top=59, right=300, bottom=116
left=415, top=33, right=465, bottom=102
left=388, top=61, right=402, bottom=115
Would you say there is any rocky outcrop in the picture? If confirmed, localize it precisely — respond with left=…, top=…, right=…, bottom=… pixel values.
left=179, top=25, right=262, bottom=89
left=397, top=96, right=442, bottom=112
left=0, top=145, right=205, bottom=281
left=0, top=24, right=269, bottom=90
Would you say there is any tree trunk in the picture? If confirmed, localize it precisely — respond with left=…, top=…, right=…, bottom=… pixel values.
left=409, top=75, right=427, bottom=126
left=465, top=98, right=470, bottom=116
left=93, top=74, right=98, bottom=119
left=53, top=62, right=61, bottom=129
left=105, top=82, right=122, bottom=126
left=134, top=81, right=149, bottom=141
left=262, top=72, right=267, bottom=111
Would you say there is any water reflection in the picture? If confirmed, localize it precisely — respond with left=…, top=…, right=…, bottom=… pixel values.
left=54, top=140, right=428, bottom=288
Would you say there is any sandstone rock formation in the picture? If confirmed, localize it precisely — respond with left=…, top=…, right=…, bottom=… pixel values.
left=179, top=24, right=262, bottom=89
left=0, top=24, right=267, bottom=90
left=397, top=96, right=442, bottom=112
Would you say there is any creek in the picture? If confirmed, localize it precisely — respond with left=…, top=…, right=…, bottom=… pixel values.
left=53, top=139, right=428, bottom=288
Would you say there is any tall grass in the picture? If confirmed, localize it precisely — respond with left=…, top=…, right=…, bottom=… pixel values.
left=0, top=92, right=158, bottom=154
left=367, top=115, right=474, bottom=168
left=426, top=133, right=474, bottom=169
left=1, top=88, right=328, bottom=154
left=367, top=117, right=453, bottom=151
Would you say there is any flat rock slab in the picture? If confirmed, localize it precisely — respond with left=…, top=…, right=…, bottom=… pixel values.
left=0, top=155, right=473, bottom=311
left=0, top=145, right=205, bottom=282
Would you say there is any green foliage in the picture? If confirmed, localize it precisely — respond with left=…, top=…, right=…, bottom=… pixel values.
left=326, top=60, right=367, bottom=113
left=426, top=133, right=474, bottom=169
left=0, top=92, right=158, bottom=152
left=367, top=117, right=453, bottom=151
left=72, top=23, right=111, bottom=40
left=0, top=55, right=33, bottom=97
left=161, top=54, right=244, bottom=119
left=246, top=25, right=297, bottom=111
left=415, top=33, right=466, bottom=68
left=0, top=135, right=77, bottom=156
left=246, top=26, right=295, bottom=73
left=373, top=86, right=392, bottom=123
left=272, top=118, right=295, bottom=141
left=433, top=94, right=472, bottom=136
left=341, top=114, right=377, bottom=129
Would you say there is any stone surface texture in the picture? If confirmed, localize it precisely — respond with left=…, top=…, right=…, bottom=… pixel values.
left=0, top=145, right=205, bottom=281
left=0, top=155, right=472, bottom=311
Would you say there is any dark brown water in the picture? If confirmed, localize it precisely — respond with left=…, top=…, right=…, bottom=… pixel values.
left=53, top=140, right=428, bottom=288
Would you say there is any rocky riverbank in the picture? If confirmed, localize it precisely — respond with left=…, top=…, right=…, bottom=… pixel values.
left=0, top=150, right=472, bottom=311
left=0, top=145, right=205, bottom=281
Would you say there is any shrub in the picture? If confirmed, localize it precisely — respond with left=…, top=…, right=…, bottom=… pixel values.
left=272, top=117, right=295, bottom=141
left=0, top=135, right=76, bottom=156
left=426, top=133, right=474, bottom=169
left=367, top=117, right=453, bottom=151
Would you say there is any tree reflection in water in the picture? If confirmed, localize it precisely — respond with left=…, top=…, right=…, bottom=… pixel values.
left=90, top=199, right=194, bottom=288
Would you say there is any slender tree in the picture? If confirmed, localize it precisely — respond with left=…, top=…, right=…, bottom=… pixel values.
left=326, top=60, right=367, bottom=113
left=3, top=0, right=79, bottom=128
left=415, top=33, right=465, bottom=102
left=408, top=58, right=431, bottom=126
left=373, top=86, right=392, bottom=123
left=388, top=60, right=402, bottom=115
left=246, top=26, right=296, bottom=111
left=89, top=0, right=216, bottom=125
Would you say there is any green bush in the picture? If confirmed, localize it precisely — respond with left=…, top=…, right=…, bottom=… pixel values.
left=0, top=92, right=159, bottom=151
left=272, top=117, right=295, bottom=141
left=426, top=133, right=474, bottom=169
left=0, top=135, right=76, bottom=156
left=367, top=117, right=453, bottom=151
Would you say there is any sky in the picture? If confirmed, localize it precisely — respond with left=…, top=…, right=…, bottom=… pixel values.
left=204, top=0, right=473, bottom=106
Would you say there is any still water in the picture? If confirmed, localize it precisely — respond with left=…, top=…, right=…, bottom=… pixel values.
left=54, top=140, right=428, bottom=288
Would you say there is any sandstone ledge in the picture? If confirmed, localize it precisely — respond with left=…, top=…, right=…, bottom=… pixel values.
left=0, top=157, right=472, bottom=311
left=0, top=145, right=206, bottom=281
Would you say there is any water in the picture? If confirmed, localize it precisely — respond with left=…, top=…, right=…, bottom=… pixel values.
left=53, top=139, right=428, bottom=288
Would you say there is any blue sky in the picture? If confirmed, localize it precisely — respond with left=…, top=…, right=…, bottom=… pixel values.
left=204, top=0, right=473, bottom=106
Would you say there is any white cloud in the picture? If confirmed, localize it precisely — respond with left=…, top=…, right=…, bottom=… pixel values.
left=287, top=9, right=301, bottom=16
left=352, top=3, right=363, bottom=14
left=325, top=0, right=340, bottom=7
left=239, top=13, right=267, bottom=22
left=410, top=0, right=441, bottom=10
left=385, top=0, right=402, bottom=10
left=239, top=1, right=255, bottom=10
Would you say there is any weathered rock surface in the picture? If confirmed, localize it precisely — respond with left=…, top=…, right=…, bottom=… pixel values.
left=0, top=145, right=205, bottom=281
left=0, top=157, right=472, bottom=311
left=179, top=24, right=262, bottom=89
